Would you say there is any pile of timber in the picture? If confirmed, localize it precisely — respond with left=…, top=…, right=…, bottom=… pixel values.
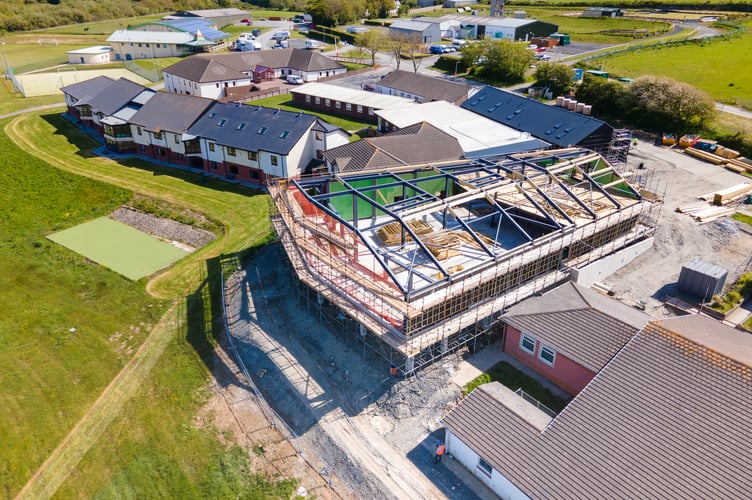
left=377, top=220, right=432, bottom=245
left=685, top=147, right=752, bottom=174
left=713, top=183, right=752, bottom=205
left=675, top=201, right=734, bottom=222
left=423, top=231, right=462, bottom=260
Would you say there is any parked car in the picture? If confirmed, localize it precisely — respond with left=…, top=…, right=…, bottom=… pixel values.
left=251, top=28, right=261, bottom=37
left=286, top=75, right=305, bottom=85
left=429, top=45, right=446, bottom=54
left=363, top=83, right=375, bottom=91
left=305, top=39, right=320, bottom=50
left=272, top=31, right=291, bottom=41
left=443, top=46, right=457, bottom=52
left=240, top=18, right=252, bottom=23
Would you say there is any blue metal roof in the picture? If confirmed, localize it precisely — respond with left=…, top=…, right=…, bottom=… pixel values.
left=188, top=102, right=318, bottom=155
left=142, top=18, right=228, bottom=41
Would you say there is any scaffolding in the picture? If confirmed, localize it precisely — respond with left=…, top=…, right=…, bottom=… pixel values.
left=605, top=129, right=633, bottom=171
left=269, top=149, right=662, bottom=375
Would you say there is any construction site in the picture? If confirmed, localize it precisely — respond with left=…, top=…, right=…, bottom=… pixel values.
left=269, top=148, right=662, bottom=374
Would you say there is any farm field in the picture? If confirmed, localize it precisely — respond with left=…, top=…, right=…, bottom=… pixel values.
left=592, top=23, right=752, bottom=107
left=0, top=109, right=292, bottom=497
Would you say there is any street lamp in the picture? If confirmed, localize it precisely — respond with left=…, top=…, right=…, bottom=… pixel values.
left=454, top=59, right=460, bottom=77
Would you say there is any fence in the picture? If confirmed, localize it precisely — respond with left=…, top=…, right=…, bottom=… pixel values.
left=124, top=60, right=161, bottom=83
left=514, top=388, right=557, bottom=418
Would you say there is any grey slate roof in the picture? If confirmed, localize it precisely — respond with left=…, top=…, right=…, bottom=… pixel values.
left=462, top=86, right=613, bottom=148
left=322, top=122, right=463, bottom=173
left=129, top=92, right=214, bottom=133
left=75, top=77, right=153, bottom=116
left=164, top=49, right=344, bottom=83
left=60, top=75, right=115, bottom=102
left=187, top=102, right=317, bottom=155
left=376, top=70, right=474, bottom=103
left=442, top=314, right=752, bottom=498
left=502, top=282, right=650, bottom=371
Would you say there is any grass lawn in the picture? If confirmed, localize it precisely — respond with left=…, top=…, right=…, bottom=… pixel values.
left=0, top=80, right=64, bottom=116
left=0, top=109, right=295, bottom=497
left=591, top=23, right=752, bottom=107
left=463, top=361, right=569, bottom=414
left=0, top=40, right=100, bottom=74
left=251, top=94, right=375, bottom=133
left=34, top=15, right=166, bottom=36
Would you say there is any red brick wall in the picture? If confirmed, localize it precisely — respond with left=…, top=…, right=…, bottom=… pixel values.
left=503, top=325, right=595, bottom=396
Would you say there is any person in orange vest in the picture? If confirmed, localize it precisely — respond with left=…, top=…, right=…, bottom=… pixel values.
left=434, top=442, right=446, bottom=463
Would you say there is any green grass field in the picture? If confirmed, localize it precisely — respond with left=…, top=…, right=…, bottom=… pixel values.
left=0, top=107, right=294, bottom=497
left=592, top=24, right=752, bottom=107
left=48, top=217, right=188, bottom=280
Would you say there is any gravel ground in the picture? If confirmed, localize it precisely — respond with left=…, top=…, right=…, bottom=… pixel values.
left=110, top=206, right=216, bottom=250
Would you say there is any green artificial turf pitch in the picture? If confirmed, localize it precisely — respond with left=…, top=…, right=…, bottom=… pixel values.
left=47, top=217, right=187, bottom=280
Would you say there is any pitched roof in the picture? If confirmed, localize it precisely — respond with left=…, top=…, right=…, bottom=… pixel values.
left=129, top=92, right=214, bottom=132
left=60, top=75, right=115, bottom=102
left=187, top=102, right=317, bottom=155
left=376, top=100, right=546, bottom=154
left=163, top=49, right=344, bottom=83
left=389, top=20, right=433, bottom=32
left=75, top=77, right=153, bottom=116
left=323, top=122, right=463, bottom=173
left=291, top=82, right=421, bottom=110
left=106, top=30, right=194, bottom=44
left=502, top=282, right=651, bottom=371
left=376, top=70, right=474, bottom=103
left=442, top=314, right=752, bottom=498
left=461, top=86, right=613, bottom=148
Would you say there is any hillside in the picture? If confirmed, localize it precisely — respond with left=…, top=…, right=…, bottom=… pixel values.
left=0, top=0, right=247, bottom=32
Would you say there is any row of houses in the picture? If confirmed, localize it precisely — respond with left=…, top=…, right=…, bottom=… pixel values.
left=61, top=76, right=350, bottom=184
left=441, top=280, right=752, bottom=497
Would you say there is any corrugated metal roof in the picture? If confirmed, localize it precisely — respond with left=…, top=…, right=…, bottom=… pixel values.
left=107, top=30, right=193, bottom=44
left=442, top=316, right=752, bottom=497
left=376, top=100, right=540, bottom=154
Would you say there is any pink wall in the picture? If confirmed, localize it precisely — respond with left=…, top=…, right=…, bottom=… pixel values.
left=504, top=326, right=596, bottom=396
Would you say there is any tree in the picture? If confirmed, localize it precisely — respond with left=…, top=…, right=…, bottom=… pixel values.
left=355, top=29, right=387, bottom=66
left=386, top=32, right=420, bottom=70
left=623, top=75, right=716, bottom=133
left=575, top=73, right=627, bottom=117
left=464, top=39, right=531, bottom=83
left=533, top=62, right=575, bottom=97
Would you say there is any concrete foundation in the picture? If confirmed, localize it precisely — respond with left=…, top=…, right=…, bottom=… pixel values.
left=570, top=237, right=654, bottom=288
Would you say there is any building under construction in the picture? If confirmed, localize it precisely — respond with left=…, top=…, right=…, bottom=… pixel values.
left=269, top=149, right=661, bottom=374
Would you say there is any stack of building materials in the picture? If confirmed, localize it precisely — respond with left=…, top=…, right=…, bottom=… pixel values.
left=712, top=183, right=752, bottom=205
left=683, top=145, right=752, bottom=174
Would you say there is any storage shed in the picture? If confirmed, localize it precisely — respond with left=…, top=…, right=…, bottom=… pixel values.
left=66, top=46, right=113, bottom=65
left=677, top=259, right=728, bottom=302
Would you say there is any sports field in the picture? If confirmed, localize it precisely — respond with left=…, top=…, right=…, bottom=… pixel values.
left=47, top=217, right=187, bottom=280
left=14, top=68, right=151, bottom=97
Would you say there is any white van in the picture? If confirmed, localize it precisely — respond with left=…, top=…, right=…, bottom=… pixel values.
left=272, top=31, right=291, bottom=41
left=305, top=39, right=320, bottom=50
left=286, top=75, right=304, bottom=85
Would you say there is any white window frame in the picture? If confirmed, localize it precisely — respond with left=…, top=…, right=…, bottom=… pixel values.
left=477, top=457, right=493, bottom=478
left=539, top=344, right=556, bottom=366
left=520, top=334, right=536, bottom=355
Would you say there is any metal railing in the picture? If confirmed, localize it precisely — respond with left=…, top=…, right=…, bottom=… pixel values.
left=514, top=388, right=557, bottom=418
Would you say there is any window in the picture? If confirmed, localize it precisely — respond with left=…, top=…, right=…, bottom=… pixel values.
left=315, top=97, right=320, bottom=104
left=217, top=119, right=227, bottom=127
left=250, top=170, right=259, bottom=179
left=136, top=126, right=142, bottom=136
left=539, top=345, right=556, bottom=366
left=324, top=99, right=330, bottom=107
left=271, top=155, right=278, bottom=166
left=335, top=101, right=341, bottom=109
left=280, top=131, right=290, bottom=139
left=477, top=457, right=493, bottom=477
left=368, top=107, right=374, bottom=115
left=357, top=105, right=363, bottom=113
left=210, top=161, right=218, bottom=169
left=174, top=134, right=181, bottom=143
left=315, top=132, right=323, bottom=141
left=248, top=151, right=257, bottom=161
left=157, top=148, right=165, bottom=156
left=237, top=123, right=247, bottom=131
left=153, top=131, right=163, bottom=140
left=140, top=144, right=146, bottom=152
left=258, top=126, right=267, bottom=135
left=208, top=142, right=215, bottom=152
left=520, top=334, right=536, bottom=355
left=209, top=112, right=216, bottom=118
left=226, top=147, right=236, bottom=156
left=345, top=103, right=352, bottom=111
left=306, top=95, right=311, bottom=103
left=229, top=165, right=238, bottom=174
